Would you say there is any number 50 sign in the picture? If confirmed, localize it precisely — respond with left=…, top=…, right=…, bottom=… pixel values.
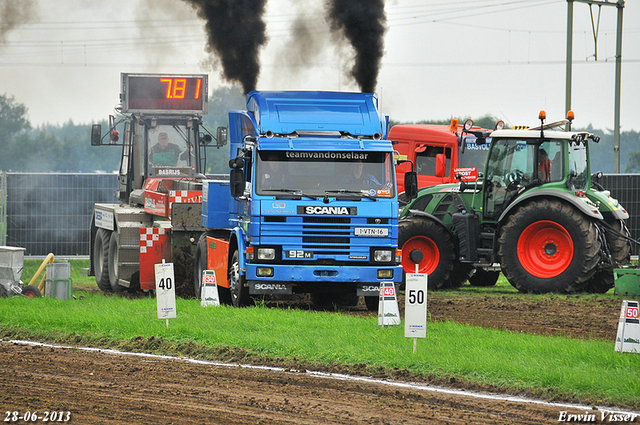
left=155, top=261, right=177, bottom=320
left=404, top=273, right=428, bottom=338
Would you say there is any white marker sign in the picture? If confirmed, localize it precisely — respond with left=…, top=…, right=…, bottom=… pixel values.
left=155, top=262, right=177, bottom=321
left=201, top=270, right=220, bottom=307
left=615, top=300, right=640, bottom=354
left=404, top=273, right=428, bottom=339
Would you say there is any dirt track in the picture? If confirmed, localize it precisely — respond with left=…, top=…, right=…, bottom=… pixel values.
left=0, top=289, right=635, bottom=424
left=0, top=342, right=606, bottom=425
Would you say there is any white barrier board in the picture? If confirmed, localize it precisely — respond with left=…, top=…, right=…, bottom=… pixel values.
left=201, top=270, right=220, bottom=307
left=404, top=273, right=428, bottom=338
left=378, top=282, right=400, bottom=326
left=615, top=300, right=640, bottom=353
left=155, top=262, right=177, bottom=320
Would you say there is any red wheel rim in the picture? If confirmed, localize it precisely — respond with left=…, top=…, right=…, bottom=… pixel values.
left=402, top=236, right=440, bottom=274
left=517, top=220, right=574, bottom=278
left=23, top=290, right=37, bottom=298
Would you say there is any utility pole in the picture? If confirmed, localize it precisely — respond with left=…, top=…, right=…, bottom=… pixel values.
left=565, top=0, right=624, bottom=173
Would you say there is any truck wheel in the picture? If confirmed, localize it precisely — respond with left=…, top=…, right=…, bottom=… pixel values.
left=364, top=296, right=379, bottom=311
left=194, top=234, right=208, bottom=299
left=469, top=269, right=500, bottom=287
left=583, top=220, right=631, bottom=293
left=108, top=232, right=123, bottom=292
left=398, top=219, right=456, bottom=290
left=21, top=285, right=42, bottom=298
left=498, top=199, right=600, bottom=293
left=229, top=250, right=250, bottom=307
left=93, top=228, right=112, bottom=292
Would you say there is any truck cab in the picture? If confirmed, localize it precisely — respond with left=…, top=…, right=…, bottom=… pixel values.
left=391, top=120, right=495, bottom=193
left=197, top=91, right=406, bottom=309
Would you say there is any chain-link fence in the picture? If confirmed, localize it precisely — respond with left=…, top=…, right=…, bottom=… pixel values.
left=1, top=172, right=118, bottom=256
left=0, top=172, right=638, bottom=257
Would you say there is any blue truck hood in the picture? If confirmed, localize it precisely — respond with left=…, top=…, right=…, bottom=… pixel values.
left=246, top=91, right=383, bottom=137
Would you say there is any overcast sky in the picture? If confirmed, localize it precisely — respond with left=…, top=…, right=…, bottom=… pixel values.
left=1, top=0, right=638, bottom=132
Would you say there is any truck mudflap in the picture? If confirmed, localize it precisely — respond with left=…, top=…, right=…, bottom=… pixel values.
left=356, top=283, right=381, bottom=297
left=140, top=227, right=171, bottom=290
left=250, top=282, right=292, bottom=295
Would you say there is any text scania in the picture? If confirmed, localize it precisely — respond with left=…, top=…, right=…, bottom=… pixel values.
left=298, top=206, right=357, bottom=215
left=286, top=151, right=369, bottom=160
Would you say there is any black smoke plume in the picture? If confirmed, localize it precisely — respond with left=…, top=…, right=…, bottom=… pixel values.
left=326, top=0, right=387, bottom=93
left=182, top=0, right=268, bottom=94
left=0, top=0, right=36, bottom=43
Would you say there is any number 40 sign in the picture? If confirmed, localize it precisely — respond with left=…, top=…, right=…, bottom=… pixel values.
left=155, top=261, right=177, bottom=324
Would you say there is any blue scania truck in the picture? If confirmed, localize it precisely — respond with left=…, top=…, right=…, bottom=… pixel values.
left=90, top=75, right=415, bottom=309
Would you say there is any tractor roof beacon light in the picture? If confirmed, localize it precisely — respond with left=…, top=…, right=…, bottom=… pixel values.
left=450, top=118, right=459, bottom=134
left=566, top=110, right=575, bottom=131
left=538, top=110, right=546, bottom=140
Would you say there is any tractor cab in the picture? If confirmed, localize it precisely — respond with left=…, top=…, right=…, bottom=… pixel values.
left=481, top=111, right=597, bottom=221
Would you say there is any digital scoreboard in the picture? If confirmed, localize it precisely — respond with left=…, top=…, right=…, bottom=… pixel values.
left=121, top=73, right=208, bottom=114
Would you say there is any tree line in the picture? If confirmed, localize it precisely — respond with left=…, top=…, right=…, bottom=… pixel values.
left=2, top=91, right=639, bottom=173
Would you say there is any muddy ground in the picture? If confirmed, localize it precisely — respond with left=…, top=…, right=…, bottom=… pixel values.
left=0, top=286, right=635, bottom=424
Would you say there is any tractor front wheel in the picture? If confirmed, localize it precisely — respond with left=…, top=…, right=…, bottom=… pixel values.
left=398, top=219, right=457, bottom=290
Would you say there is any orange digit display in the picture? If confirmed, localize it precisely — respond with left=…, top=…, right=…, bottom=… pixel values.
left=124, top=74, right=207, bottom=113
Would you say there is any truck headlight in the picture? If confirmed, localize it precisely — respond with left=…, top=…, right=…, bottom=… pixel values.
left=257, top=247, right=276, bottom=261
left=373, top=249, right=393, bottom=263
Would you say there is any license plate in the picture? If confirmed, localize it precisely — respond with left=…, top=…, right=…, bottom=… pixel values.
left=354, top=227, right=388, bottom=237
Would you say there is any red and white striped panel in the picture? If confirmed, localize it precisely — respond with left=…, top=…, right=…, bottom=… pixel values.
left=140, top=227, right=168, bottom=253
left=168, top=190, right=202, bottom=204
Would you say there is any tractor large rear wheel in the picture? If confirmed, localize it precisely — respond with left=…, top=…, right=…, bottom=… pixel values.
left=498, top=199, right=600, bottom=293
left=398, top=219, right=458, bottom=290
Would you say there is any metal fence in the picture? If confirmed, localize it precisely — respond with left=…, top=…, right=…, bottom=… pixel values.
left=0, top=172, right=118, bottom=256
left=599, top=174, right=640, bottom=254
left=0, top=172, right=638, bottom=257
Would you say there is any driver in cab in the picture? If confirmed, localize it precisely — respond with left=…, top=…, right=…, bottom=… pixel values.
left=150, top=132, right=182, bottom=166
left=339, top=160, right=380, bottom=188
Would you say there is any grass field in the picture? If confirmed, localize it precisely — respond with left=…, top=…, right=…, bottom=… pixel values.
left=1, top=260, right=639, bottom=409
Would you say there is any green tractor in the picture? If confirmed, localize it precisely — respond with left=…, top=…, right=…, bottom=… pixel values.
left=398, top=111, right=631, bottom=293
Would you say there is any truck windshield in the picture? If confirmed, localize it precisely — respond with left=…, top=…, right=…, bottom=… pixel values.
left=255, top=150, right=396, bottom=198
left=459, top=137, right=491, bottom=171
left=148, top=125, right=195, bottom=170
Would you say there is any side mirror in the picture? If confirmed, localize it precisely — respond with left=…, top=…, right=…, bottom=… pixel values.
left=91, top=124, right=102, bottom=146
left=404, top=171, right=418, bottom=200
left=216, top=127, right=228, bottom=147
left=229, top=168, right=245, bottom=198
left=458, top=136, right=466, bottom=154
left=435, top=154, right=446, bottom=178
